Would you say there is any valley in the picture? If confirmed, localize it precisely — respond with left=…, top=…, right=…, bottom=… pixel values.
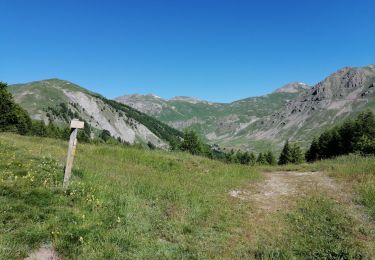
left=117, top=64, right=375, bottom=152
left=2, top=1, right=375, bottom=258
left=9, top=64, right=375, bottom=153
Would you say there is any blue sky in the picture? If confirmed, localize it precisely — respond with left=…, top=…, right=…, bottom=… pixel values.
left=0, top=0, right=374, bottom=102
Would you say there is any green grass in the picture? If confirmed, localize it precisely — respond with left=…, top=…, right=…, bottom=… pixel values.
left=313, top=155, right=375, bottom=219
left=254, top=196, right=366, bottom=259
left=0, top=133, right=260, bottom=259
left=1, top=133, right=374, bottom=259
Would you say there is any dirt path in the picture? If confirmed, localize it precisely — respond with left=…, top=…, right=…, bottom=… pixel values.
left=229, top=170, right=375, bottom=256
left=230, top=171, right=349, bottom=213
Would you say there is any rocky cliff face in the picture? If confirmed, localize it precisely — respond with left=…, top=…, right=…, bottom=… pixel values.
left=273, top=65, right=375, bottom=128
left=9, top=79, right=183, bottom=148
left=115, top=94, right=166, bottom=116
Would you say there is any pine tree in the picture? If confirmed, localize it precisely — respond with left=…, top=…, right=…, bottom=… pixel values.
left=202, top=143, right=213, bottom=159
left=100, top=129, right=111, bottom=142
left=169, top=137, right=181, bottom=151
left=265, top=151, right=276, bottom=165
left=249, top=152, right=256, bottom=166
left=225, top=149, right=235, bottom=163
left=355, top=135, right=375, bottom=155
left=355, top=110, right=375, bottom=138
left=31, top=121, right=48, bottom=137
left=338, top=119, right=356, bottom=154
left=290, top=143, right=304, bottom=164
left=278, top=140, right=291, bottom=165
left=305, top=137, right=320, bottom=162
left=0, top=82, right=31, bottom=134
left=46, top=121, right=60, bottom=138
left=179, top=129, right=203, bottom=155
left=234, top=150, right=242, bottom=164
left=240, top=151, right=251, bottom=165
left=256, top=152, right=267, bottom=165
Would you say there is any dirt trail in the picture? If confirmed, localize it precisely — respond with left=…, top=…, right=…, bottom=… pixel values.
left=229, top=171, right=375, bottom=257
left=230, top=171, right=345, bottom=213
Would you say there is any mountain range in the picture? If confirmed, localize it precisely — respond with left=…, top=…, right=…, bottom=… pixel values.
left=8, top=63, right=375, bottom=152
left=116, top=64, right=375, bottom=151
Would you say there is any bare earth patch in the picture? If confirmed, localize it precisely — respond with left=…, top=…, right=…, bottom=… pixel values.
left=25, top=246, right=60, bottom=260
left=230, top=171, right=339, bottom=212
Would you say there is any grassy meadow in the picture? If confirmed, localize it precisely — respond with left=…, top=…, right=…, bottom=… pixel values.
left=1, top=133, right=374, bottom=259
left=0, top=133, right=260, bottom=259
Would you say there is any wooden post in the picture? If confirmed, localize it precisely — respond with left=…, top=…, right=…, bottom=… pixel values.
left=63, top=119, right=84, bottom=189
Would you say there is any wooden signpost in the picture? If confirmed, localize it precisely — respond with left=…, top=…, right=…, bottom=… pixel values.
left=63, top=119, right=84, bottom=189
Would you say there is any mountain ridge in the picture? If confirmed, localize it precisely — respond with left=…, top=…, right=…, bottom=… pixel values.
left=116, top=81, right=309, bottom=105
left=115, top=63, right=375, bottom=151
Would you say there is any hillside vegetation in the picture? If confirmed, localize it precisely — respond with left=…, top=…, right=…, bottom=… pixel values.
left=306, top=110, right=375, bottom=161
left=1, top=133, right=375, bottom=259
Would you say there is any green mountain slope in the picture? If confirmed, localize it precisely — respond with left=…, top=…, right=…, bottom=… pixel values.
left=9, top=79, right=183, bottom=148
left=115, top=83, right=307, bottom=148
left=116, top=64, right=375, bottom=152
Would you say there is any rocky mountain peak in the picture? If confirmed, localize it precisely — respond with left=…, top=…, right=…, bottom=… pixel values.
left=171, top=96, right=200, bottom=101
left=274, top=82, right=310, bottom=93
left=170, top=96, right=212, bottom=104
left=274, top=64, right=375, bottom=130
left=309, top=66, right=368, bottom=101
left=116, top=94, right=165, bottom=102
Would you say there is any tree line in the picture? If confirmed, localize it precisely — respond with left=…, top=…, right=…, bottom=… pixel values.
left=306, top=110, right=375, bottom=161
left=178, top=128, right=278, bottom=165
